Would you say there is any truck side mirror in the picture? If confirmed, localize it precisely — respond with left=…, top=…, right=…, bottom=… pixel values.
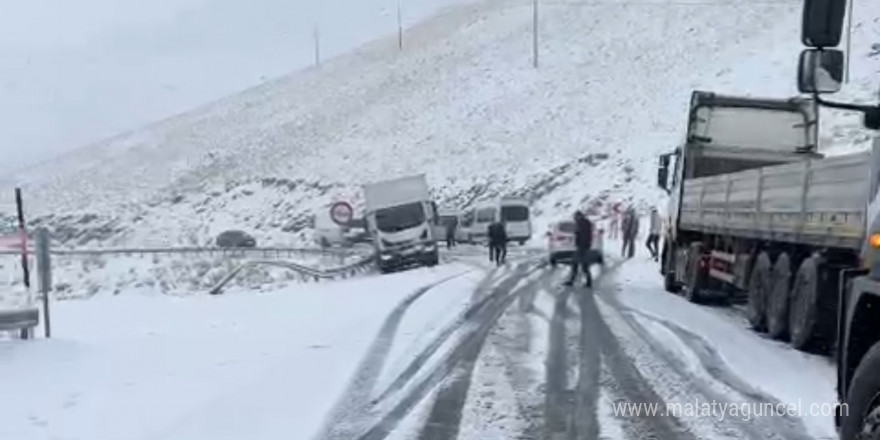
left=798, top=49, right=844, bottom=94
left=657, top=167, right=669, bottom=193
left=657, top=155, right=670, bottom=194
left=801, top=0, right=846, bottom=48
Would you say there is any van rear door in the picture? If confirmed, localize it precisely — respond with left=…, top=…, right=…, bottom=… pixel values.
left=501, top=204, right=531, bottom=241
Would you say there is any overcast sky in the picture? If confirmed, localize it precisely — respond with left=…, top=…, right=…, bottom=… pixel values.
left=0, top=0, right=467, bottom=175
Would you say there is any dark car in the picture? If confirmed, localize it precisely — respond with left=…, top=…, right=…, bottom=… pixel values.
left=216, top=230, right=257, bottom=248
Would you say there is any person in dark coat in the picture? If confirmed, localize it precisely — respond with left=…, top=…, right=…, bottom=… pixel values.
left=487, top=221, right=508, bottom=266
left=445, top=218, right=457, bottom=249
left=621, top=205, right=639, bottom=259
left=564, top=211, right=594, bottom=287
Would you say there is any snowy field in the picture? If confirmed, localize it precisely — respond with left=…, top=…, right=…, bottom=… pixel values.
left=3, top=0, right=877, bottom=253
left=0, top=262, right=482, bottom=440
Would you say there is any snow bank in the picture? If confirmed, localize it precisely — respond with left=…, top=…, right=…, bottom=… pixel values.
left=0, top=263, right=468, bottom=440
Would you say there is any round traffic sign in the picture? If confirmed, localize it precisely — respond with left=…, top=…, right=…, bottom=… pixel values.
left=330, top=201, right=354, bottom=226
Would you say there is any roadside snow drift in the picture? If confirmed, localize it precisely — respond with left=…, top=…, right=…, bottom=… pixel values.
left=0, top=263, right=476, bottom=440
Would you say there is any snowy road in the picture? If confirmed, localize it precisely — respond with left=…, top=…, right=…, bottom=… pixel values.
left=315, top=248, right=837, bottom=440
left=0, top=246, right=837, bottom=440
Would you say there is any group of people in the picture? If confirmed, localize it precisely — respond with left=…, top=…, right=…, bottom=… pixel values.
left=442, top=203, right=664, bottom=285
left=617, top=205, right=662, bottom=261
left=443, top=217, right=508, bottom=266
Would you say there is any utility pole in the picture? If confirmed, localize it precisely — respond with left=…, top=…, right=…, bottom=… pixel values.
left=397, top=0, right=403, bottom=51
left=532, top=0, right=539, bottom=68
left=314, top=26, right=321, bottom=67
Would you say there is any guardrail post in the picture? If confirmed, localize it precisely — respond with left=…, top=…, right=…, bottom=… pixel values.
left=35, top=227, right=52, bottom=338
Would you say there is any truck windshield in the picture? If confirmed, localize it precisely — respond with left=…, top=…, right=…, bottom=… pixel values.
left=375, top=203, right=426, bottom=233
left=501, top=205, right=529, bottom=222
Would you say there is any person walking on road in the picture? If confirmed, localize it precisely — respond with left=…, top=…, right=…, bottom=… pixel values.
left=621, top=205, right=639, bottom=259
left=609, top=203, right=621, bottom=239
left=445, top=218, right=457, bottom=249
left=646, top=208, right=661, bottom=261
left=563, top=210, right=594, bottom=288
left=487, top=220, right=508, bottom=266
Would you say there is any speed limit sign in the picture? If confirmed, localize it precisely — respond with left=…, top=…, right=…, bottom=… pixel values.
left=329, top=201, right=354, bottom=226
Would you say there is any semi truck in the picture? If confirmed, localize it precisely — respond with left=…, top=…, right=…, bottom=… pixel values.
left=362, top=174, right=440, bottom=273
left=658, top=89, right=880, bottom=436
left=794, top=0, right=880, bottom=438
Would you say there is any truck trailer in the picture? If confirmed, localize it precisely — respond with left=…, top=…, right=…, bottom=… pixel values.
left=363, top=174, right=440, bottom=273
left=658, top=90, right=880, bottom=438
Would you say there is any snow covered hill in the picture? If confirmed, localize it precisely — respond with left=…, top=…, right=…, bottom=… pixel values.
left=3, top=0, right=879, bottom=249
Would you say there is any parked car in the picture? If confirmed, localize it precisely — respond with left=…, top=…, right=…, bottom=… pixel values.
left=546, top=219, right=604, bottom=267
left=216, top=230, right=257, bottom=248
left=547, top=220, right=576, bottom=266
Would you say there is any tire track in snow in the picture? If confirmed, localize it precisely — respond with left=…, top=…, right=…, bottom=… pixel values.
left=316, top=268, right=478, bottom=440
left=541, top=257, right=627, bottom=440
left=616, top=307, right=814, bottom=440
left=353, top=261, right=543, bottom=440
left=544, top=284, right=574, bottom=438
left=414, top=264, right=549, bottom=440
left=595, top=281, right=813, bottom=440
left=585, top=293, right=698, bottom=440
left=372, top=261, right=533, bottom=404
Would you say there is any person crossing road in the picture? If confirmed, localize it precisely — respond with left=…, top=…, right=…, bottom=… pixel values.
left=646, top=207, right=661, bottom=261
left=563, top=210, right=594, bottom=288
left=487, top=220, right=507, bottom=266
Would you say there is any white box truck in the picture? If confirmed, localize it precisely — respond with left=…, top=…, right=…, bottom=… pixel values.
left=363, top=174, right=440, bottom=273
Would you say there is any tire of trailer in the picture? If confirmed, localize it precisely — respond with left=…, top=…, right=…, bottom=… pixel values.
left=789, top=255, right=823, bottom=350
left=839, top=340, right=880, bottom=440
left=662, top=242, right=681, bottom=293
left=748, top=252, right=772, bottom=331
left=766, top=252, right=792, bottom=340
left=684, top=243, right=705, bottom=303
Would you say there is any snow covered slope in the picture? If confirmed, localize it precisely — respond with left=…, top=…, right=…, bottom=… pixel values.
left=4, top=0, right=880, bottom=248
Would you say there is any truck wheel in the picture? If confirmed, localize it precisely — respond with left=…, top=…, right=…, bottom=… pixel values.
left=840, top=340, right=880, bottom=440
left=662, top=242, right=681, bottom=293
left=789, top=256, right=827, bottom=351
left=684, top=243, right=705, bottom=303
left=747, top=252, right=772, bottom=331
left=550, top=256, right=557, bottom=268
left=766, top=253, right=792, bottom=340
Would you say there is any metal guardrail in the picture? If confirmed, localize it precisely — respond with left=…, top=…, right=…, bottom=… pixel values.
left=0, top=246, right=362, bottom=257
left=0, top=307, right=39, bottom=339
left=208, top=253, right=377, bottom=295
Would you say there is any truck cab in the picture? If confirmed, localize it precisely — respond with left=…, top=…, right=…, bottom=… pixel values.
left=796, top=0, right=880, bottom=436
